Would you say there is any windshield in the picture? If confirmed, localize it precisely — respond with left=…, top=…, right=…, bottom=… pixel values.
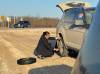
left=63, top=7, right=95, bottom=28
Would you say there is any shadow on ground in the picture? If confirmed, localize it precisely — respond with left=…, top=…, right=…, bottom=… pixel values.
left=68, top=48, right=79, bottom=58
left=28, top=64, right=72, bottom=74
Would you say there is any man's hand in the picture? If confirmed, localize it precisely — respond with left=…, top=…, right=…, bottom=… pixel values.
left=53, top=48, right=59, bottom=51
left=56, top=36, right=61, bottom=40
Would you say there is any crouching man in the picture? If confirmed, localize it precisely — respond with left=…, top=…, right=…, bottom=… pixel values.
left=34, top=31, right=59, bottom=59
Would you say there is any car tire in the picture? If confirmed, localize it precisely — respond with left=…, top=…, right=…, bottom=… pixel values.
left=17, top=57, right=36, bottom=65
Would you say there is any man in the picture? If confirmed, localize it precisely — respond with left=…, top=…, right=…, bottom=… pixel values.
left=34, top=31, right=59, bottom=59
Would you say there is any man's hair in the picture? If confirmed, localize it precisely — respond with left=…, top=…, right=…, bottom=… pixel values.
left=43, top=31, right=50, bottom=36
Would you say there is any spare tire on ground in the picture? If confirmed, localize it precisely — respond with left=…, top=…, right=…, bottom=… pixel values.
left=17, top=57, right=36, bottom=65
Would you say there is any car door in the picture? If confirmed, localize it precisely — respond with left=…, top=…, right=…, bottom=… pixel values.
left=71, top=1, right=100, bottom=74
left=66, top=23, right=87, bottom=50
left=63, top=8, right=87, bottom=50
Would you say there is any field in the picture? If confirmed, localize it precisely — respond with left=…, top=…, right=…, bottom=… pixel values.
left=0, top=28, right=75, bottom=74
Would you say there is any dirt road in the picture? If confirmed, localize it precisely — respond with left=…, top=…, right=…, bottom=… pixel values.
left=0, top=28, right=75, bottom=74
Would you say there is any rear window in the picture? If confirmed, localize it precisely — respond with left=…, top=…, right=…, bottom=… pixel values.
left=63, top=7, right=95, bottom=28
left=63, top=8, right=84, bottom=27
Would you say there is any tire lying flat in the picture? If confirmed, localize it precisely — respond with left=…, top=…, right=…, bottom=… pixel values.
left=17, top=57, right=36, bottom=65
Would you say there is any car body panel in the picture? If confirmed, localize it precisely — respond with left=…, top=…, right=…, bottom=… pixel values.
left=57, top=1, right=91, bottom=12
left=71, top=1, right=100, bottom=74
left=65, top=28, right=86, bottom=47
left=57, top=5, right=95, bottom=50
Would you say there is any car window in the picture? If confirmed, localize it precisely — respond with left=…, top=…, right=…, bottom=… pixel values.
left=63, top=8, right=84, bottom=29
left=74, top=12, right=84, bottom=26
left=85, top=8, right=95, bottom=25
left=74, top=8, right=95, bottom=29
left=63, top=8, right=95, bottom=29
left=63, top=8, right=83, bottom=27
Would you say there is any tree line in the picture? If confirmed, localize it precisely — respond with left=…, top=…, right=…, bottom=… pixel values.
left=0, top=16, right=59, bottom=28
left=22, top=16, right=59, bottom=28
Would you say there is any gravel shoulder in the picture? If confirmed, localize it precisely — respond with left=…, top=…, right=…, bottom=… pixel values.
left=0, top=28, right=76, bottom=74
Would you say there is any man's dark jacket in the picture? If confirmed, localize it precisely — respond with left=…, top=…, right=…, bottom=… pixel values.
left=34, top=35, right=54, bottom=57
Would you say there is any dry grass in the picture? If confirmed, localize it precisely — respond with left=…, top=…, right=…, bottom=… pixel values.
left=0, top=28, right=75, bottom=74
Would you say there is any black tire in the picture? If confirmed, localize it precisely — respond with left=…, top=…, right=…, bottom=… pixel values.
left=17, top=57, right=36, bottom=65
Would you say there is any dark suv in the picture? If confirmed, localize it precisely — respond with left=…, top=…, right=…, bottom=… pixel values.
left=14, top=21, right=31, bottom=28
